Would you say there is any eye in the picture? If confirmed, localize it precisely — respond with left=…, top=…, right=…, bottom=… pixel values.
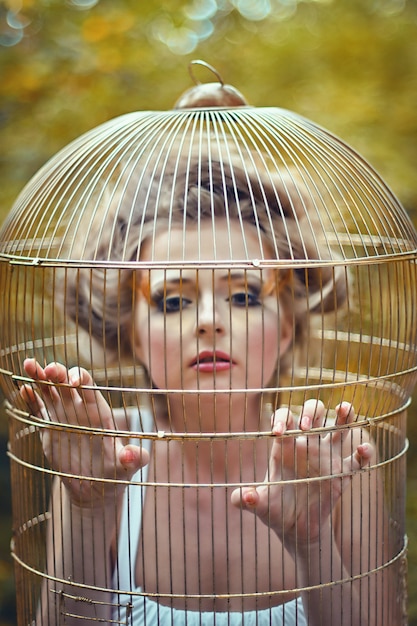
left=157, top=295, right=192, bottom=313
left=229, top=291, right=261, bottom=307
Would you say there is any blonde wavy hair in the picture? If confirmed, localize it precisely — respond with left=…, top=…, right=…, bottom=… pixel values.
left=61, top=150, right=347, bottom=384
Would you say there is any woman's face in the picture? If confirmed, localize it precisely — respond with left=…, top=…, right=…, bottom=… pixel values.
left=134, top=219, right=292, bottom=394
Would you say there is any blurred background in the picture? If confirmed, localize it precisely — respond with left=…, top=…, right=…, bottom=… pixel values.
left=0, top=0, right=416, bottom=623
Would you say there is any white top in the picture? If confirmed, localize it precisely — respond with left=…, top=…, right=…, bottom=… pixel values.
left=112, top=408, right=307, bottom=625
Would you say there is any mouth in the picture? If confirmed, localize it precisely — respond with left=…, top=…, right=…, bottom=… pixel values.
left=191, top=351, right=235, bottom=372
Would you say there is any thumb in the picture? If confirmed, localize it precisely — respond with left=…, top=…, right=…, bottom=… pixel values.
left=231, top=485, right=260, bottom=510
left=118, top=444, right=150, bottom=475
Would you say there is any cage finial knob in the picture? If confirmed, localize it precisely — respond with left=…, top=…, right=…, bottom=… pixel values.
left=174, top=60, right=249, bottom=109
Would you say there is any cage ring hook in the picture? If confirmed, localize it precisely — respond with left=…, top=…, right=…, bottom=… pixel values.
left=188, top=59, right=225, bottom=86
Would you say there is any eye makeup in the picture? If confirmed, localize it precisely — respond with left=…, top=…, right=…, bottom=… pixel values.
left=138, top=268, right=285, bottom=313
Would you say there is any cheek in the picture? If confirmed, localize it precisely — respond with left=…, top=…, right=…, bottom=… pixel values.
left=137, top=326, right=170, bottom=365
left=244, top=309, right=288, bottom=379
left=245, top=315, right=279, bottom=359
left=254, top=320, right=280, bottom=359
left=135, top=317, right=184, bottom=386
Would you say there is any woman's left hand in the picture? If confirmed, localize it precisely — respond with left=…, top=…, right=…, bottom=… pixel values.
left=231, top=400, right=373, bottom=547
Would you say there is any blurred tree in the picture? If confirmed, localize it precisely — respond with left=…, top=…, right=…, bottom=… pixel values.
left=0, top=0, right=416, bottom=623
left=1, top=0, right=416, bottom=213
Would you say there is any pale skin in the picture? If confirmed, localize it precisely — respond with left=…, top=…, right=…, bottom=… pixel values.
left=21, top=220, right=381, bottom=625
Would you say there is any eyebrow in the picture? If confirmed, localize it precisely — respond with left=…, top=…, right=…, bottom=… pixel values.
left=149, top=271, right=265, bottom=291
left=225, top=272, right=262, bottom=283
left=150, top=276, right=191, bottom=291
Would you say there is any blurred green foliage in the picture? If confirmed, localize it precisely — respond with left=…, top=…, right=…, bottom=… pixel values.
left=1, top=0, right=417, bottom=623
left=1, top=0, right=417, bottom=215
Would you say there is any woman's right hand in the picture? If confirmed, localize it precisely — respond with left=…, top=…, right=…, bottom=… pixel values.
left=20, top=359, right=149, bottom=507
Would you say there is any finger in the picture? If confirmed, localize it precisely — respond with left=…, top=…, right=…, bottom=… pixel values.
left=40, top=362, right=77, bottom=405
left=332, top=402, right=356, bottom=446
left=230, top=485, right=260, bottom=511
left=349, top=442, right=374, bottom=470
left=21, top=360, right=63, bottom=421
left=269, top=420, right=299, bottom=482
left=68, top=367, right=102, bottom=404
left=43, top=361, right=69, bottom=383
left=341, top=442, right=373, bottom=478
left=44, top=363, right=107, bottom=421
left=271, top=407, right=295, bottom=435
left=68, top=367, right=117, bottom=429
left=23, top=359, right=68, bottom=410
left=23, top=358, right=57, bottom=400
left=26, top=362, right=86, bottom=424
left=42, top=362, right=92, bottom=414
left=299, top=399, right=325, bottom=431
left=46, top=365, right=104, bottom=416
left=23, top=357, right=47, bottom=381
left=20, top=383, right=47, bottom=418
left=118, top=444, right=150, bottom=474
left=44, top=362, right=75, bottom=400
left=335, top=402, right=355, bottom=426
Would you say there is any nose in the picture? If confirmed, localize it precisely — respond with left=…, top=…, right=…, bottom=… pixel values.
left=195, top=292, right=226, bottom=337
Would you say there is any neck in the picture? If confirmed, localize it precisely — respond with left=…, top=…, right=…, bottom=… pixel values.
left=155, top=392, right=272, bottom=482
left=164, top=392, right=270, bottom=433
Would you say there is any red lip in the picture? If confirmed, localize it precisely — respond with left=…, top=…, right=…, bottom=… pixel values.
left=191, top=351, right=235, bottom=372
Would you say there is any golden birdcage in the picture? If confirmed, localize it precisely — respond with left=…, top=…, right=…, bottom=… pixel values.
left=1, top=61, right=417, bottom=625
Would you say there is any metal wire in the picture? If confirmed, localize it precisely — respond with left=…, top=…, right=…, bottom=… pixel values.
left=1, top=63, right=417, bottom=625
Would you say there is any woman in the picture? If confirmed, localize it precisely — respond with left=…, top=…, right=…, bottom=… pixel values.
left=21, top=154, right=381, bottom=625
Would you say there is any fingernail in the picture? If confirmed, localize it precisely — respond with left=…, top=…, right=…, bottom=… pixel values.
left=272, top=421, right=285, bottom=435
left=301, top=415, right=311, bottom=430
left=244, top=489, right=258, bottom=507
left=69, top=372, right=80, bottom=386
left=359, top=442, right=372, bottom=456
left=122, top=448, right=135, bottom=467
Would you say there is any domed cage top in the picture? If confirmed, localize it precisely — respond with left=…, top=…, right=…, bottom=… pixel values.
left=1, top=61, right=417, bottom=625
